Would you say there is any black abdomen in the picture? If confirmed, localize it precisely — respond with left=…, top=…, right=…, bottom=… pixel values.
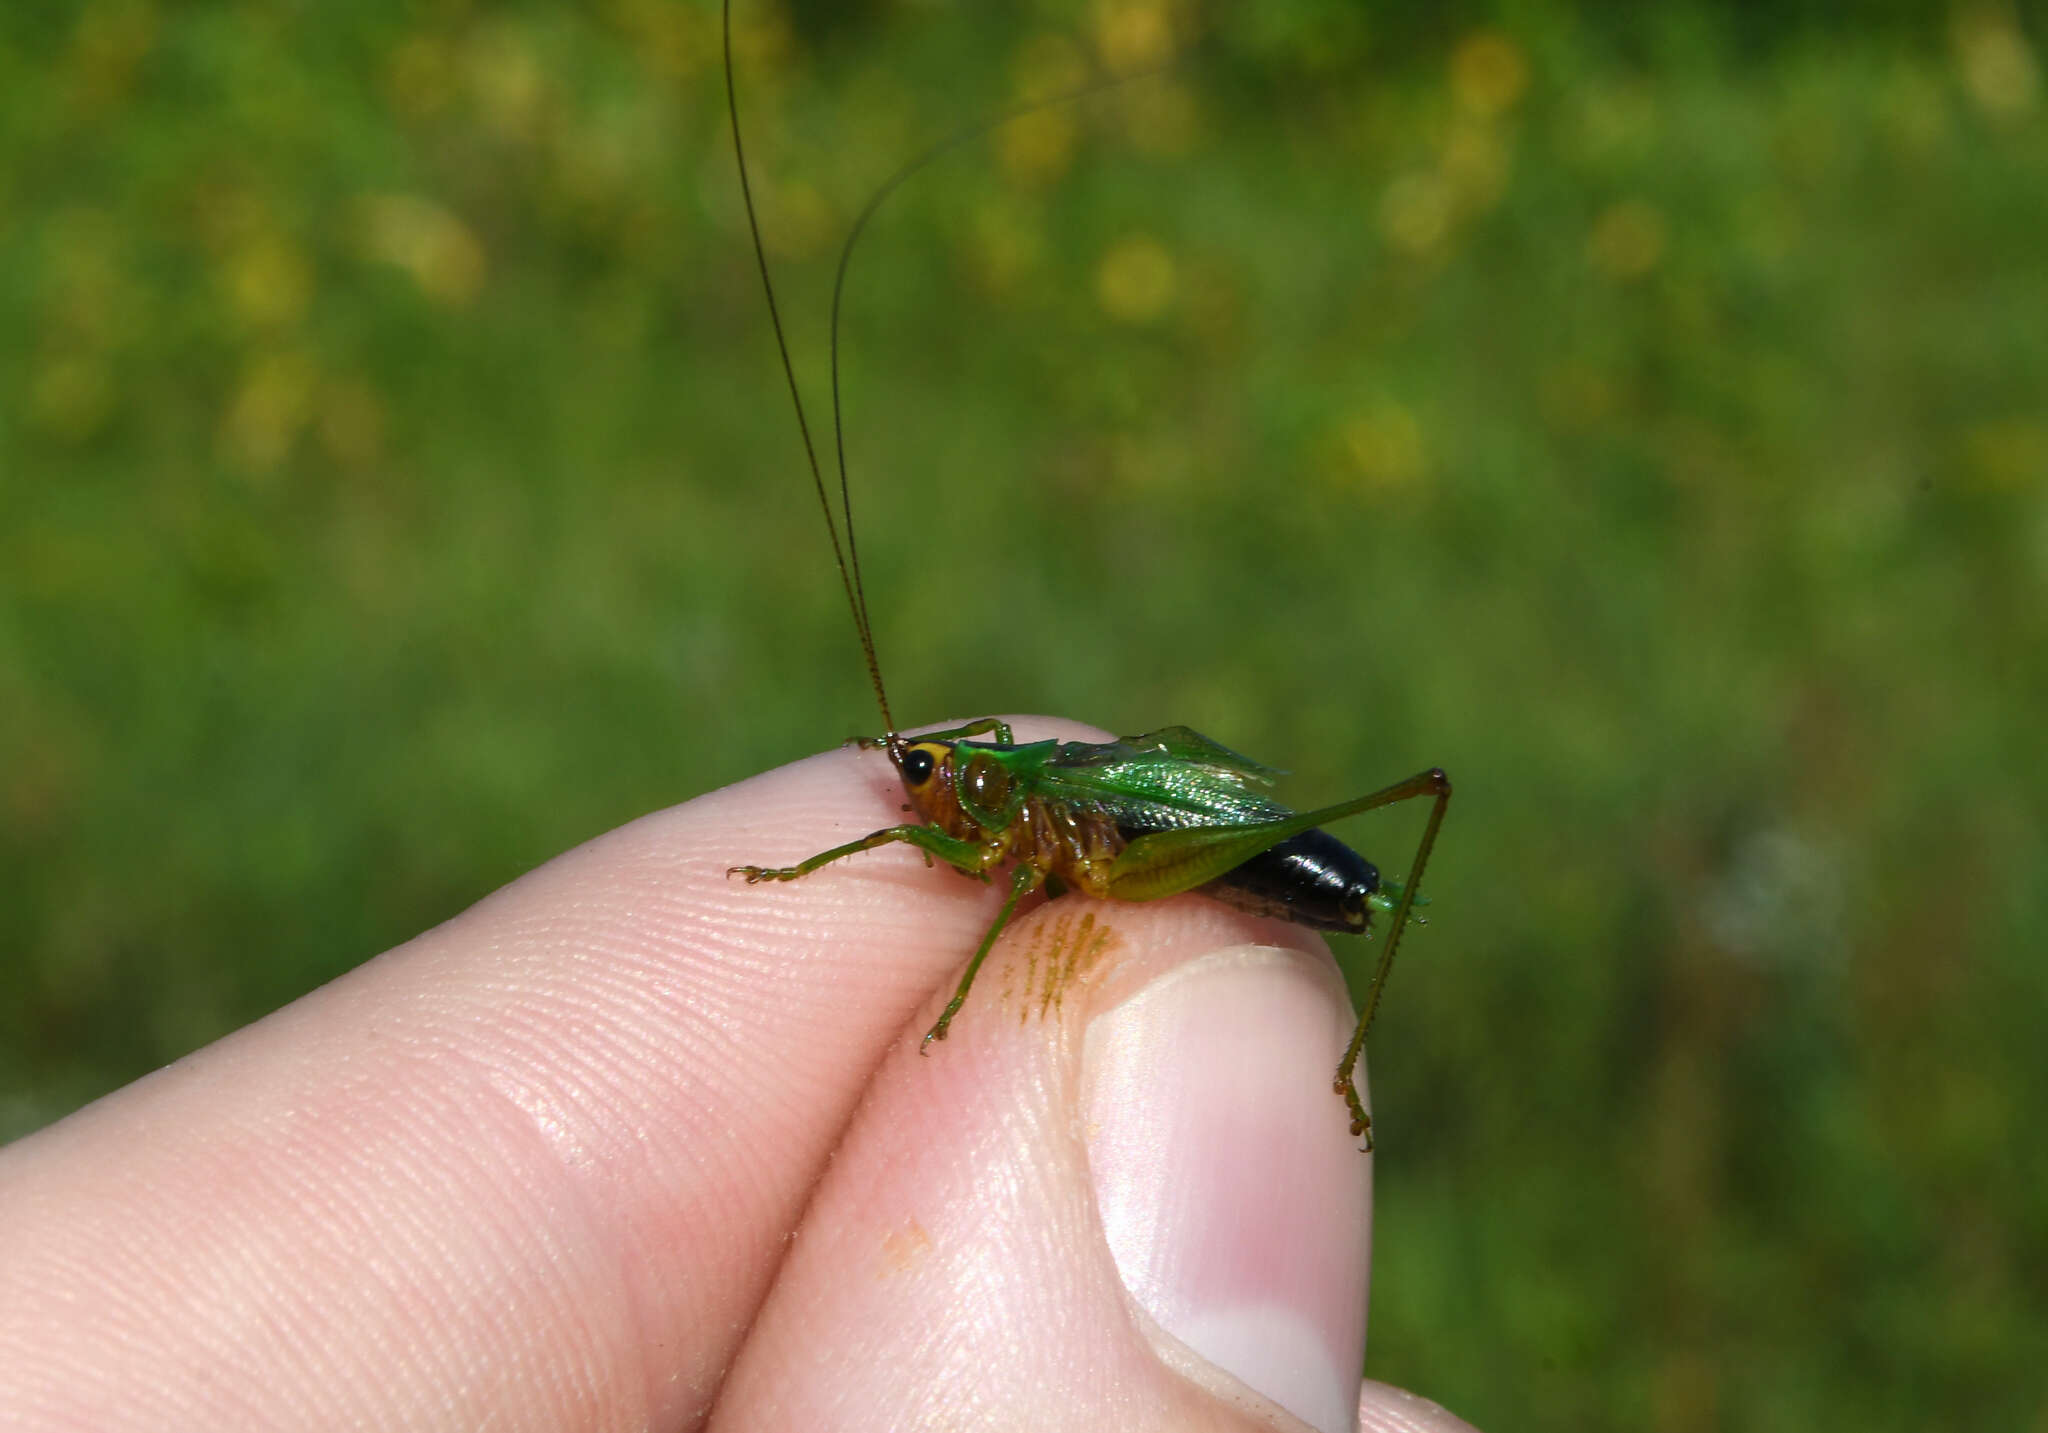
left=1197, top=828, right=1380, bottom=933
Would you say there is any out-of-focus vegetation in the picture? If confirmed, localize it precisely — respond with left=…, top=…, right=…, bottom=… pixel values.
left=3, top=0, right=2044, bottom=1425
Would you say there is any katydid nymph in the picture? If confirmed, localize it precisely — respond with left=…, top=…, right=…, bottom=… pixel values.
left=719, top=1, right=1450, bottom=1149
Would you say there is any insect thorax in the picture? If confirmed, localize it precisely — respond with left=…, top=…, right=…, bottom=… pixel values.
left=906, top=742, right=1127, bottom=896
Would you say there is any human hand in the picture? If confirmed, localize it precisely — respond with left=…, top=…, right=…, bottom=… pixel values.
left=0, top=719, right=1475, bottom=1432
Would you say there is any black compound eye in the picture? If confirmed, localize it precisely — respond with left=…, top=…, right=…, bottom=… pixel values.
left=902, top=747, right=937, bottom=786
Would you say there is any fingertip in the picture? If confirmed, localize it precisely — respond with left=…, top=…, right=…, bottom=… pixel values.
left=1357, top=1379, right=1483, bottom=1432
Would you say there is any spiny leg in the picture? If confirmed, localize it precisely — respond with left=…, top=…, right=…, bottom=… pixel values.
left=854, top=716, right=1014, bottom=750
left=914, top=717, right=1014, bottom=744
left=922, top=862, right=1044, bottom=1050
left=1333, top=768, right=1452, bottom=1150
left=729, top=823, right=992, bottom=883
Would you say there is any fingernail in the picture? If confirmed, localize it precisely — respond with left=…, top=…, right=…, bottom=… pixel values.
left=1081, top=945, right=1371, bottom=1433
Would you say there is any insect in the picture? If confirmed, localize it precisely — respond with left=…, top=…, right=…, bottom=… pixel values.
left=719, top=1, right=1450, bottom=1149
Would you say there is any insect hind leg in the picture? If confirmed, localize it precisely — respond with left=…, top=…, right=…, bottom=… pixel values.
left=1331, top=768, right=1451, bottom=1150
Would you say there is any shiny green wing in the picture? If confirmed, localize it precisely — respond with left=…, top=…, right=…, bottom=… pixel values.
left=1123, top=726, right=1284, bottom=784
left=1031, top=729, right=1295, bottom=833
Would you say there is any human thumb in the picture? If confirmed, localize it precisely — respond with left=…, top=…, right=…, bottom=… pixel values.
left=707, top=895, right=1375, bottom=1432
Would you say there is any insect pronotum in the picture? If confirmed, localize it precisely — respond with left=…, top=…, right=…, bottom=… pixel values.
left=720, top=0, right=1451, bottom=1150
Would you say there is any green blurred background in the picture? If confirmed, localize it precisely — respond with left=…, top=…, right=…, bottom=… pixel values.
left=4, top=0, right=2044, bottom=1425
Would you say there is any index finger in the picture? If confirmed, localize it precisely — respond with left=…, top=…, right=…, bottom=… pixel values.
left=0, top=719, right=1072, bottom=1428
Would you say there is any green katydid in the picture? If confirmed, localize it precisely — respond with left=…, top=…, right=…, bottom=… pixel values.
left=720, top=1, right=1450, bottom=1149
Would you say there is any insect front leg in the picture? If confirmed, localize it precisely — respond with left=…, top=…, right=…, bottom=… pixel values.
left=730, top=818, right=1040, bottom=1052
left=853, top=716, right=1014, bottom=749
left=729, top=823, right=993, bottom=883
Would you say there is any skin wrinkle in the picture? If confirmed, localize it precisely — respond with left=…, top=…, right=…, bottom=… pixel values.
left=270, top=1041, right=632, bottom=1424
left=425, top=975, right=790, bottom=1423
left=51, top=1035, right=631, bottom=1425
left=406, top=1035, right=658, bottom=1417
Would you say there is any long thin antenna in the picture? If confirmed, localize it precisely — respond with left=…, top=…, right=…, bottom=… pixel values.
left=724, top=0, right=895, bottom=733
left=827, top=65, right=1171, bottom=655
left=726, top=0, right=1175, bottom=737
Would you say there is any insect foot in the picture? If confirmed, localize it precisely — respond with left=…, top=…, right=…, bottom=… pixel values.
left=727, top=864, right=800, bottom=883
left=1336, top=1078, right=1376, bottom=1153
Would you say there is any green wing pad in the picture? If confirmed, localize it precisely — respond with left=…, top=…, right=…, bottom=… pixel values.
left=1035, top=737, right=1294, bottom=834
left=1122, top=726, right=1284, bottom=784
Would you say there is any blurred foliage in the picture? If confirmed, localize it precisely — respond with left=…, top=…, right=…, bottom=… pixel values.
left=3, top=0, right=2045, bottom=1426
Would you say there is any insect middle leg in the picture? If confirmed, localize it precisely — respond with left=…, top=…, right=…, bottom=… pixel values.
left=922, top=861, right=1044, bottom=1051
left=729, top=822, right=1045, bottom=1052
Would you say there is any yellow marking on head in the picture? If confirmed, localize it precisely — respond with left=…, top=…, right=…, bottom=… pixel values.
left=900, top=741, right=951, bottom=793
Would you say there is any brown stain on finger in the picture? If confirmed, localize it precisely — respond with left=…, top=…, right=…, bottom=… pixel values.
left=878, top=1217, right=932, bottom=1278
left=1001, top=908, right=1120, bottom=1027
